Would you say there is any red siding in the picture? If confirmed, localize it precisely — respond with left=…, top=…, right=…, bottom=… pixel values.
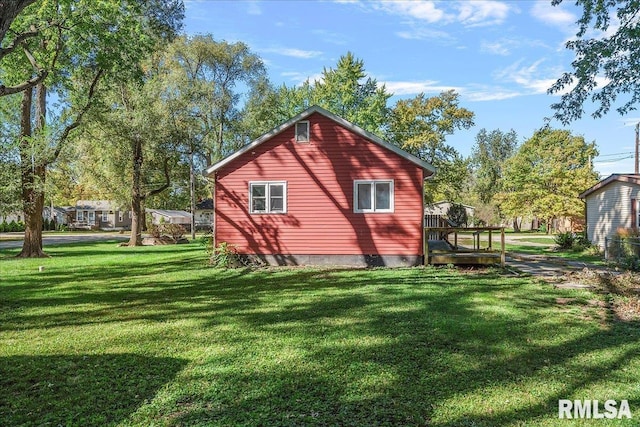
left=215, top=113, right=425, bottom=256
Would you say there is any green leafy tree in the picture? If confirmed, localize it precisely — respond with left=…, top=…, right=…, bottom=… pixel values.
left=79, top=75, right=180, bottom=246
left=386, top=90, right=475, bottom=203
left=312, top=52, right=391, bottom=133
left=446, top=203, right=469, bottom=227
left=496, top=128, right=599, bottom=233
left=1, top=0, right=183, bottom=257
left=0, top=94, right=21, bottom=216
left=470, top=128, right=518, bottom=204
left=549, top=0, right=640, bottom=122
left=173, top=36, right=267, bottom=166
left=268, top=53, right=392, bottom=134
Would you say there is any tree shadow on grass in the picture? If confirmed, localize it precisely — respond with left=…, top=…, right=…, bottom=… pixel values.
left=161, top=275, right=640, bottom=426
left=0, top=353, right=187, bottom=426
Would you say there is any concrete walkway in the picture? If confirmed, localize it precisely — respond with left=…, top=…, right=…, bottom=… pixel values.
left=506, top=252, right=613, bottom=279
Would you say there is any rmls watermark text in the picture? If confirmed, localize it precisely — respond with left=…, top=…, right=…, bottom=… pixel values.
left=559, top=399, right=632, bottom=419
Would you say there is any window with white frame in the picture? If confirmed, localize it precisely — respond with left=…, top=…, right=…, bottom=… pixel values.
left=354, top=180, right=394, bottom=213
left=118, top=211, right=123, bottom=222
left=250, top=181, right=287, bottom=214
left=295, top=121, right=309, bottom=142
left=77, top=211, right=84, bottom=222
left=88, top=211, right=95, bottom=224
left=101, top=212, right=109, bottom=222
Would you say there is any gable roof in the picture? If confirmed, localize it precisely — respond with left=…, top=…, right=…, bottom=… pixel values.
left=204, top=105, right=436, bottom=177
left=579, top=173, right=640, bottom=199
left=195, top=198, right=213, bottom=210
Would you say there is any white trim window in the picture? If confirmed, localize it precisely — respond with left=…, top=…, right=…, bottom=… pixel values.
left=354, top=180, right=394, bottom=213
left=77, top=211, right=85, bottom=222
left=101, top=212, right=109, bottom=222
left=295, top=121, right=309, bottom=142
left=88, top=211, right=95, bottom=224
left=250, top=181, right=287, bottom=214
left=118, top=211, right=124, bottom=222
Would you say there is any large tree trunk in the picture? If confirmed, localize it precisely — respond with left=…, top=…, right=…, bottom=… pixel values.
left=512, top=217, right=521, bottom=233
left=128, top=136, right=144, bottom=246
left=17, top=85, right=47, bottom=257
left=0, top=0, right=38, bottom=58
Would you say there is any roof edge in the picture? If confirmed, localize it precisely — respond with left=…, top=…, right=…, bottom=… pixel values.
left=204, top=105, right=436, bottom=176
left=579, top=173, right=640, bottom=199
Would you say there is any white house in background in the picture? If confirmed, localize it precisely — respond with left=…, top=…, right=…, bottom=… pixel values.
left=146, top=209, right=192, bottom=228
left=43, top=206, right=73, bottom=225
left=579, top=173, right=640, bottom=250
left=194, top=198, right=213, bottom=229
left=424, top=201, right=475, bottom=218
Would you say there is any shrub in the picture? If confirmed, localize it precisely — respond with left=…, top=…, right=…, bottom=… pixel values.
left=149, top=223, right=187, bottom=243
left=554, top=231, right=592, bottom=251
left=211, top=241, right=240, bottom=268
left=446, top=203, right=468, bottom=227
left=554, top=232, right=574, bottom=249
left=161, top=223, right=187, bottom=242
left=149, top=224, right=162, bottom=239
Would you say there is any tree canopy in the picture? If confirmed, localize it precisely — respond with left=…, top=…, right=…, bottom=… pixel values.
left=549, top=0, right=640, bottom=123
left=470, top=128, right=518, bottom=204
left=0, top=0, right=184, bottom=257
left=386, top=90, right=475, bottom=203
left=496, top=128, right=599, bottom=232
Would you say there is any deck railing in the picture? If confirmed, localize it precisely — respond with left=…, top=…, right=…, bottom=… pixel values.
left=424, top=226, right=506, bottom=266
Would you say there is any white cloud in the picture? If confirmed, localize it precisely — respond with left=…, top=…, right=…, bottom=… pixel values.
left=530, top=0, right=576, bottom=27
left=465, top=89, right=522, bottom=102
left=368, top=0, right=513, bottom=27
left=246, top=1, right=262, bottom=15
left=396, top=27, right=454, bottom=41
left=383, top=80, right=461, bottom=95
left=494, top=59, right=559, bottom=95
left=481, top=40, right=512, bottom=56
left=455, top=1, right=511, bottom=27
left=262, top=47, right=323, bottom=59
left=373, top=1, right=448, bottom=24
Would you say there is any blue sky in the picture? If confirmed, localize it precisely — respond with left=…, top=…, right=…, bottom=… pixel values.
left=184, top=0, right=638, bottom=177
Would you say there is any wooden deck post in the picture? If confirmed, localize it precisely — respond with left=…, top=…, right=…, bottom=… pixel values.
left=500, top=227, right=505, bottom=267
left=424, top=227, right=430, bottom=265
left=488, top=229, right=492, bottom=251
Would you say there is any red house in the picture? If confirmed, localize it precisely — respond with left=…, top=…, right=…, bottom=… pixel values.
left=205, top=106, right=435, bottom=266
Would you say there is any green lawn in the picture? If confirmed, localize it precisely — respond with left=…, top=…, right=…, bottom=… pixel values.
left=1, top=242, right=638, bottom=426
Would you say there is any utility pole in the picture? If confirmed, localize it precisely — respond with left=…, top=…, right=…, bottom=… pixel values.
left=635, top=122, right=640, bottom=175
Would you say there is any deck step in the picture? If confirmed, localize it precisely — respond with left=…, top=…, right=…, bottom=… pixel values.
left=428, top=253, right=503, bottom=265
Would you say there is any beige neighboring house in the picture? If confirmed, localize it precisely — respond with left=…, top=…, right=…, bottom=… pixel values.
left=579, top=174, right=640, bottom=250
left=424, top=201, right=475, bottom=218
left=74, top=200, right=132, bottom=230
left=147, top=209, right=192, bottom=228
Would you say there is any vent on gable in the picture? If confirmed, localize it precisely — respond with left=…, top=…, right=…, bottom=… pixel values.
left=295, top=121, right=309, bottom=143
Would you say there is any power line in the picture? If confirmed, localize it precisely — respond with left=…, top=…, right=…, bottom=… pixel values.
left=596, top=151, right=634, bottom=158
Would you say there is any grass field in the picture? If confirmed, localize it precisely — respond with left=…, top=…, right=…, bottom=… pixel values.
left=1, top=242, right=639, bottom=426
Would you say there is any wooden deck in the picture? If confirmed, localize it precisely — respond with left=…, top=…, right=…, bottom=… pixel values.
left=424, top=227, right=506, bottom=267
